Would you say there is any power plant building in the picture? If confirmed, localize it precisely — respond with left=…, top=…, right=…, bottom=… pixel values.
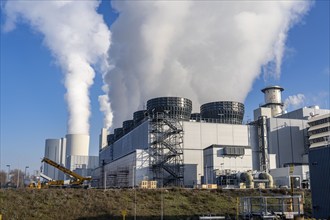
left=93, top=86, right=330, bottom=189
left=43, top=134, right=98, bottom=179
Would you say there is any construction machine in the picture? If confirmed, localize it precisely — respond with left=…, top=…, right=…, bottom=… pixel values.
left=39, top=172, right=65, bottom=187
left=42, top=157, right=92, bottom=188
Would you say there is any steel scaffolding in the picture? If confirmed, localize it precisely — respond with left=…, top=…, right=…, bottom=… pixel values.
left=149, top=112, right=184, bottom=187
left=257, top=116, right=270, bottom=173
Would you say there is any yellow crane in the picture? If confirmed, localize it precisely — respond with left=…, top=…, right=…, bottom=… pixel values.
left=42, top=157, right=92, bottom=188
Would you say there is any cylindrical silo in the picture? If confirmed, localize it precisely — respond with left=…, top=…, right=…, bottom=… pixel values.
left=200, top=101, right=245, bottom=124
left=65, top=134, right=89, bottom=156
left=146, top=97, right=192, bottom=120
left=44, top=139, right=63, bottom=180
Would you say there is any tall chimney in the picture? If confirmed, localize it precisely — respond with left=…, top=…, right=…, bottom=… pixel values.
left=261, top=86, right=284, bottom=117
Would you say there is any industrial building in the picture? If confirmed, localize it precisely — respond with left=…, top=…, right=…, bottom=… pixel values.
left=93, top=86, right=329, bottom=189
left=308, top=113, right=330, bottom=218
left=43, top=134, right=98, bottom=180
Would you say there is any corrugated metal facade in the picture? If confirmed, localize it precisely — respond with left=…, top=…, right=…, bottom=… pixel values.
left=267, top=118, right=309, bottom=167
left=309, top=147, right=330, bottom=218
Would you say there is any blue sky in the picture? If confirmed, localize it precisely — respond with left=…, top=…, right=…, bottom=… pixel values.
left=0, top=1, right=329, bottom=173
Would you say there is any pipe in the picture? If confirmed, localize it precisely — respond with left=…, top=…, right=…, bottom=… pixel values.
left=239, top=172, right=254, bottom=189
left=258, top=172, right=274, bottom=188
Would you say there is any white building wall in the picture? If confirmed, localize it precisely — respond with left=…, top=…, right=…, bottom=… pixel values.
left=97, top=150, right=149, bottom=188
left=97, top=121, right=258, bottom=187
left=204, top=146, right=253, bottom=184
left=270, top=165, right=309, bottom=187
left=183, top=122, right=256, bottom=186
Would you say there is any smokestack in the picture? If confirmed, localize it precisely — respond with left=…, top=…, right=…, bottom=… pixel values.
left=261, top=85, right=284, bottom=117
left=65, top=134, right=89, bottom=156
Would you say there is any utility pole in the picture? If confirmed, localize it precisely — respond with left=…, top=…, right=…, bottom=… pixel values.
left=133, top=165, right=136, bottom=220
left=6, top=165, right=10, bottom=183
left=17, top=169, right=20, bottom=188
left=104, top=170, right=107, bottom=191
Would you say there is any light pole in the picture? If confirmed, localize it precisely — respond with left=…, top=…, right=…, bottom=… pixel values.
left=220, top=163, right=224, bottom=187
left=24, top=166, right=29, bottom=187
left=17, top=169, right=20, bottom=188
left=205, top=166, right=208, bottom=185
left=6, top=165, right=10, bottom=183
left=132, top=165, right=136, bottom=220
left=25, top=166, right=29, bottom=179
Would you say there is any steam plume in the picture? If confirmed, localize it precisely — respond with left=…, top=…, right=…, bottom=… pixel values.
left=107, top=1, right=311, bottom=127
left=284, top=94, right=306, bottom=111
left=4, top=1, right=112, bottom=133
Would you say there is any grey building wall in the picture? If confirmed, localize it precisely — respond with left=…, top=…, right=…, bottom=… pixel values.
left=99, top=121, right=149, bottom=165
left=309, top=147, right=330, bottom=218
left=112, top=121, right=149, bottom=160
left=267, top=118, right=309, bottom=167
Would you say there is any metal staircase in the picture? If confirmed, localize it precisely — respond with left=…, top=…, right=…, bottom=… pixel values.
left=149, top=112, right=184, bottom=187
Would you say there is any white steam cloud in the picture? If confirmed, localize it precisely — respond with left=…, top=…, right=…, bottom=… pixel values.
left=284, top=94, right=306, bottom=111
left=106, top=1, right=311, bottom=127
left=4, top=1, right=113, bottom=133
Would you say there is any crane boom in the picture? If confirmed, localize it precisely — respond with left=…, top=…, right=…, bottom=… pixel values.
left=40, top=172, right=53, bottom=181
left=42, top=157, right=92, bottom=185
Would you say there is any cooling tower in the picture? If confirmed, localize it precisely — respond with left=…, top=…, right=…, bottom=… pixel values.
left=190, top=113, right=201, bottom=121
left=133, top=110, right=147, bottom=124
left=123, top=120, right=134, bottom=133
left=107, top=134, right=115, bottom=145
left=65, top=134, right=89, bottom=156
left=147, top=97, right=192, bottom=120
left=200, top=101, right=245, bottom=124
left=114, top=127, right=123, bottom=140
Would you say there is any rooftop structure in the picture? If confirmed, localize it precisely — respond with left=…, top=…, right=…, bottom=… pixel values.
left=261, top=85, right=284, bottom=117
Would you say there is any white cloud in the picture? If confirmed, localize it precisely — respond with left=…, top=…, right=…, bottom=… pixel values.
left=284, top=94, right=306, bottom=111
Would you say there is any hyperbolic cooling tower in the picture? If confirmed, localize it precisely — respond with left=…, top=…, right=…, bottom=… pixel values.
left=200, top=101, right=245, bottom=124
left=146, top=97, right=192, bottom=120
left=65, top=134, right=89, bottom=156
